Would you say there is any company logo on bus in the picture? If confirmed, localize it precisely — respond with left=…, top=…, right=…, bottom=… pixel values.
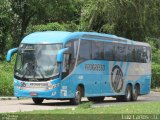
left=111, top=65, right=124, bottom=93
left=21, top=82, right=26, bottom=87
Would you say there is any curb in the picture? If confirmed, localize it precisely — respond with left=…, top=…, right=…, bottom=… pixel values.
left=0, top=91, right=158, bottom=100
left=0, top=97, right=19, bottom=100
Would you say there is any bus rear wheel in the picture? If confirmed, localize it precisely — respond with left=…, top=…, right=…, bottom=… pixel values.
left=70, top=86, right=82, bottom=105
left=87, top=96, right=105, bottom=103
left=131, top=84, right=140, bottom=101
left=32, top=98, right=44, bottom=104
left=121, top=84, right=132, bottom=102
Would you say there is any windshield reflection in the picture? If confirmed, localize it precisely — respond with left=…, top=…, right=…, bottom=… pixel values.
left=14, top=44, right=62, bottom=81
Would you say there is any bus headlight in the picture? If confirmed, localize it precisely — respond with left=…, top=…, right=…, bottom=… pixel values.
left=16, top=84, right=21, bottom=89
left=14, top=81, right=21, bottom=89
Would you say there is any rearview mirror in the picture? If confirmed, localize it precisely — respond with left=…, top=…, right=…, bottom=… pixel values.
left=6, top=48, right=18, bottom=62
left=57, top=48, right=69, bottom=63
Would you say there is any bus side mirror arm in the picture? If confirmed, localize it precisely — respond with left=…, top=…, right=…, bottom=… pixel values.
left=6, top=48, right=18, bottom=62
left=57, top=48, right=69, bottom=63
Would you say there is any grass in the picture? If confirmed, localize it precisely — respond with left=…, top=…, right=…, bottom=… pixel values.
left=0, top=60, right=14, bottom=96
left=77, top=102, right=93, bottom=109
left=2, top=102, right=159, bottom=120
left=15, top=101, right=160, bottom=114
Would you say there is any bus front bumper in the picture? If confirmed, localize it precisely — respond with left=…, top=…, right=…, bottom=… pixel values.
left=14, top=87, right=61, bottom=98
left=13, top=78, right=63, bottom=99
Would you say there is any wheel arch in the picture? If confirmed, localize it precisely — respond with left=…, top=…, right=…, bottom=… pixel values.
left=126, top=82, right=133, bottom=89
left=77, top=83, right=85, bottom=97
left=125, top=80, right=137, bottom=89
left=134, top=82, right=141, bottom=94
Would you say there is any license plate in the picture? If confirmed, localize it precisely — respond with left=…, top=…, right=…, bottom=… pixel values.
left=30, top=92, right=38, bottom=96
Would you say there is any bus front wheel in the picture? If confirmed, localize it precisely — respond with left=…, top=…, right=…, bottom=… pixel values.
left=87, top=96, right=105, bottom=103
left=70, top=86, right=82, bottom=105
left=32, top=98, right=44, bottom=104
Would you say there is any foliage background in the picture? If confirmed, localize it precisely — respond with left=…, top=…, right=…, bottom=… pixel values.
left=0, top=0, right=160, bottom=96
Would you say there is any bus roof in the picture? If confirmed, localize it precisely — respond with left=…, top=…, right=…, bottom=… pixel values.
left=21, top=31, right=150, bottom=47
left=22, top=31, right=72, bottom=44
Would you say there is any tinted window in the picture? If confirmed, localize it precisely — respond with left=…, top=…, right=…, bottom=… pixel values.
left=65, top=40, right=79, bottom=73
left=92, top=41, right=104, bottom=60
left=135, top=46, right=141, bottom=62
left=127, top=45, right=150, bottom=63
left=146, top=47, right=151, bottom=63
left=78, top=40, right=91, bottom=63
left=104, top=43, right=115, bottom=61
left=141, top=46, right=148, bottom=63
left=115, top=44, right=126, bottom=61
left=127, top=45, right=135, bottom=62
left=135, top=46, right=146, bottom=63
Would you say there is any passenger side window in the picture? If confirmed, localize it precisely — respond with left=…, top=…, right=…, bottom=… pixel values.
left=92, top=41, right=104, bottom=60
left=65, top=40, right=79, bottom=74
left=127, top=45, right=135, bottom=62
left=141, top=46, right=148, bottom=63
left=135, top=46, right=146, bottom=63
left=78, top=40, right=91, bottom=64
left=135, top=46, right=140, bottom=62
left=146, top=47, right=151, bottom=63
left=104, top=43, right=115, bottom=61
left=62, top=54, right=70, bottom=72
left=115, top=44, right=126, bottom=61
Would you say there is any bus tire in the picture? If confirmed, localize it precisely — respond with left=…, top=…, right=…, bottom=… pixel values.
left=70, top=86, right=82, bottom=105
left=131, top=84, right=140, bottom=101
left=122, top=84, right=132, bottom=102
left=87, top=96, right=105, bottom=103
left=32, top=98, right=44, bottom=104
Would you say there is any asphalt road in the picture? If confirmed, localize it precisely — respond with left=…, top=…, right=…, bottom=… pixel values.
left=0, top=91, right=159, bottom=113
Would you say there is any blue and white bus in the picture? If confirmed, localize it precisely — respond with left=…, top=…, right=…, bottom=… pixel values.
left=7, top=31, right=151, bottom=105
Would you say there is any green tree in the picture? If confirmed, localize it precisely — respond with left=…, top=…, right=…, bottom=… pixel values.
left=3, top=0, right=82, bottom=47
left=81, top=0, right=160, bottom=41
left=26, top=22, right=78, bottom=34
left=9, top=0, right=53, bottom=46
left=0, top=0, right=83, bottom=59
left=146, top=38, right=160, bottom=88
left=0, top=0, right=13, bottom=58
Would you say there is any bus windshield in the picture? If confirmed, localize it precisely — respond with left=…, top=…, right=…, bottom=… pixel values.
left=14, top=44, right=62, bottom=81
